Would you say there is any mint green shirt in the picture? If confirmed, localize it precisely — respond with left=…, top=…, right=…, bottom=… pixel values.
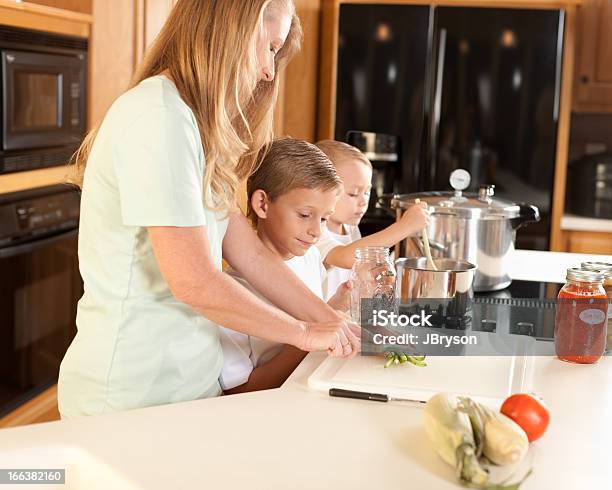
left=58, top=76, right=226, bottom=418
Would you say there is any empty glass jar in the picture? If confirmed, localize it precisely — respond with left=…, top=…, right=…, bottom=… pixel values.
left=349, top=247, right=396, bottom=324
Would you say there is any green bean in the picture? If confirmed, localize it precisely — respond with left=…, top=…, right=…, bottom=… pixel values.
left=406, top=356, right=427, bottom=367
left=382, top=351, right=428, bottom=368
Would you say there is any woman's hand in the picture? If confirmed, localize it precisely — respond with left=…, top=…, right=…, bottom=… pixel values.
left=299, top=318, right=360, bottom=358
left=327, top=280, right=353, bottom=313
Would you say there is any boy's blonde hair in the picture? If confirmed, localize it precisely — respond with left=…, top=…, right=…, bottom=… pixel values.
left=72, top=0, right=302, bottom=213
left=315, top=140, right=372, bottom=169
left=247, top=138, right=342, bottom=222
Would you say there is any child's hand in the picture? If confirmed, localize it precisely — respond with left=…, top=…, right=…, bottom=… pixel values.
left=327, top=280, right=353, bottom=313
left=398, top=201, right=430, bottom=236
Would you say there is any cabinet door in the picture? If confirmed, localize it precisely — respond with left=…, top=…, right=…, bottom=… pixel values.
left=565, top=230, right=612, bottom=254
left=89, top=0, right=178, bottom=127
left=275, top=0, right=321, bottom=141
left=574, top=0, right=612, bottom=112
left=135, top=0, right=178, bottom=63
left=89, top=0, right=137, bottom=127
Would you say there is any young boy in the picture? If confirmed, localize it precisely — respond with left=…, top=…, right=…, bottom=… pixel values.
left=219, top=138, right=349, bottom=394
left=314, top=140, right=430, bottom=300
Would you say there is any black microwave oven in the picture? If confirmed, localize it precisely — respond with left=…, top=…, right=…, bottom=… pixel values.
left=0, top=25, right=87, bottom=175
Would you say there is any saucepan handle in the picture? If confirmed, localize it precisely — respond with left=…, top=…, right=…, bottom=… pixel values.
left=377, top=194, right=397, bottom=218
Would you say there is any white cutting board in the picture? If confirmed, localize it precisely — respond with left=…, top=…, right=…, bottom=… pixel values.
left=308, top=335, right=535, bottom=406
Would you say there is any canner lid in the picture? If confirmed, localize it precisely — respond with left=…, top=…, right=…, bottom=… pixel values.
left=390, top=190, right=521, bottom=219
left=390, top=169, right=521, bottom=219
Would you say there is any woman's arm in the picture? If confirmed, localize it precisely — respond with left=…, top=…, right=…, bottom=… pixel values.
left=148, top=225, right=357, bottom=355
left=222, top=212, right=357, bottom=327
left=223, top=345, right=307, bottom=394
left=325, top=203, right=430, bottom=269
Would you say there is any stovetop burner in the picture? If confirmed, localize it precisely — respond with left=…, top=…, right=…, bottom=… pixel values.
left=480, top=279, right=563, bottom=300
left=473, top=280, right=563, bottom=340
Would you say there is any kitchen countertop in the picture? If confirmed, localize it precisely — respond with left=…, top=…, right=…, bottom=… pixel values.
left=511, top=248, right=612, bottom=283
left=1, top=250, right=611, bottom=490
left=561, top=214, right=612, bottom=233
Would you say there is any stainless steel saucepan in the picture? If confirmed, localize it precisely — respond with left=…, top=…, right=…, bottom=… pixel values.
left=395, top=257, right=477, bottom=327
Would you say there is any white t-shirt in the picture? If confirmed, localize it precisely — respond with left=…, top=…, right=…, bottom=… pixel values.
left=316, top=224, right=362, bottom=300
left=58, top=75, right=226, bottom=418
left=219, top=246, right=325, bottom=390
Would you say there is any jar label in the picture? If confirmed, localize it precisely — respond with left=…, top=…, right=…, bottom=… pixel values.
left=579, top=308, right=606, bottom=325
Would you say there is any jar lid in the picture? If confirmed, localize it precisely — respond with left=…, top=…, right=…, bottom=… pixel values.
left=581, top=262, right=612, bottom=278
left=566, top=267, right=604, bottom=283
left=354, top=246, right=390, bottom=260
left=390, top=191, right=520, bottom=219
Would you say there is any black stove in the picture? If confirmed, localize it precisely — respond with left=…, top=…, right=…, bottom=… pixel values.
left=473, top=280, right=563, bottom=340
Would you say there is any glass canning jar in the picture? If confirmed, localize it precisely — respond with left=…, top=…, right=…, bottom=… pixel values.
left=349, top=247, right=396, bottom=324
left=581, top=261, right=612, bottom=352
left=555, top=268, right=607, bottom=364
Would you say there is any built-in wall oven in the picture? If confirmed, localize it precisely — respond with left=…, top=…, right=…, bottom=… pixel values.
left=0, top=25, right=87, bottom=174
left=0, top=184, right=81, bottom=417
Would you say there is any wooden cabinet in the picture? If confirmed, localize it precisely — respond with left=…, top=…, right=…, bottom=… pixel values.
left=89, top=0, right=177, bottom=126
left=561, top=229, right=612, bottom=254
left=23, top=0, right=92, bottom=14
left=275, top=0, right=322, bottom=141
left=573, top=0, right=612, bottom=113
left=0, top=386, right=60, bottom=428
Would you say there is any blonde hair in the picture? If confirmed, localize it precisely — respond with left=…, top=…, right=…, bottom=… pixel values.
left=315, top=140, right=372, bottom=170
left=247, top=138, right=342, bottom=222
left=71, top=0, right=302, bottom=212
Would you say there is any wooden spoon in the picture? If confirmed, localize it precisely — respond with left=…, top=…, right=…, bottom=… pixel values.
left=414, top=198, right=437, bottom=271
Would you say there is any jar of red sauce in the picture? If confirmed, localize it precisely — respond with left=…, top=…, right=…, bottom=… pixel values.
left=555, top=268, right=608, bottom=364
left=581, top=262, right=612, bottom=352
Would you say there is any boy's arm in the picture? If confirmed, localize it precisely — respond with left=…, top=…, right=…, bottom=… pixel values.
left=324, top=203, right=430, bottom=269
left=324, top=222, right=415, bottom=269
left=223, top=345, right=307, bottom=394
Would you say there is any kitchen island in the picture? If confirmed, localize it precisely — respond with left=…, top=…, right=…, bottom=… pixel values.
left=0, top=250, right=611, bottom=490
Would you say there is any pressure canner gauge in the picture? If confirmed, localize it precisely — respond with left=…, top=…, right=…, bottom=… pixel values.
left=449, top=169, right=471, bottom=202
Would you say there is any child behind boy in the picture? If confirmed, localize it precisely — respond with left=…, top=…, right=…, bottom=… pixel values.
left=314, top=140, right=430, bottom=300
left=219, top=138, right=350, bottom=394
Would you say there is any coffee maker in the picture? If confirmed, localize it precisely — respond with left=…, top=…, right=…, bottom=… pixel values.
left=346, top=131, right=400, bottom=236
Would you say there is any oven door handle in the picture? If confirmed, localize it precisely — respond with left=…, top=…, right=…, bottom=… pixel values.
left=0, top=228, right=78, bottom=259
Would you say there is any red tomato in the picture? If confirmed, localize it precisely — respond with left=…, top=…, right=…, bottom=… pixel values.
left=500, top=393, right=550, bottom=442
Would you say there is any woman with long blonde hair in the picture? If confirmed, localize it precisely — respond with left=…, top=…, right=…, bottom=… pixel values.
left=58, top=0, right=359, bottom=418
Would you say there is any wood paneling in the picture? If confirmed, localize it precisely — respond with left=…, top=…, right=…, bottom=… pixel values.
left=0, top=385, right=60, bottom=428
left=573, top=0, right=612, bottom=113
left=23, top=0, right=92, bottom=14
